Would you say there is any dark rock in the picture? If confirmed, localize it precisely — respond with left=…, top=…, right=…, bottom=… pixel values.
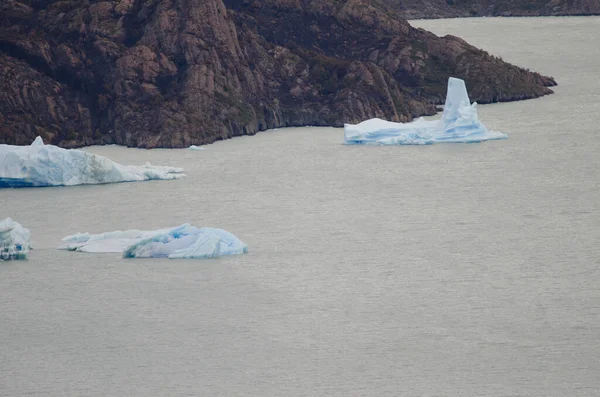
left=0, top=0, right=558, bottom=148
left=384, top=0, right=600, bottom=19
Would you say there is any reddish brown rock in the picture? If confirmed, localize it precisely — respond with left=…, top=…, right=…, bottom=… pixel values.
left=0, top=0, right=557, bottom=148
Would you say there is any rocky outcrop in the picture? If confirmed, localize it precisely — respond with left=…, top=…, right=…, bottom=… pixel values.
left=386, top=0, right=600, bottom=19
left=0, top=0, right=556, bottom=148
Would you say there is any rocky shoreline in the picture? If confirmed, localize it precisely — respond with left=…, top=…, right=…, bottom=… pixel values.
left=389, top=0, right=600, bottom=20
left=0, top=0, right=557, bottom=148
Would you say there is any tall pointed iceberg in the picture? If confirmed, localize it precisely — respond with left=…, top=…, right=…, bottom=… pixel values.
left=343, top=77, right=507, bottom=145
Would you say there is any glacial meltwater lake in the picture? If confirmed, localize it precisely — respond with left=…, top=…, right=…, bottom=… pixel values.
left=1, top=17, right=599, bottom=396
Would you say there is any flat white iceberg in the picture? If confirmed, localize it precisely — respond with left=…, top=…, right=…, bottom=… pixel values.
left=0, top=218, right=31, bottom=260
left=59, top=224, right=248, bottom=259
left=188, top=145, right=204, bottom=150
left=0, top=136, right=185, bottom=187
left=344, top=77, right=507, bottom=145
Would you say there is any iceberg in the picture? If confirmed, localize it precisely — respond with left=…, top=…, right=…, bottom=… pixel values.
left=59, top=224, right=248, bottom=259
left=0, top=136, right=185, bottom=188
left=0, top=218, right=31, bottom=260
left=188, top=145, right=204, bottom=150
left=344, top=77, right=507, bottom=145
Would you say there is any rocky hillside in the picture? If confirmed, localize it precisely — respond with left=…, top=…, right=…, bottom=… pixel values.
left=387, top=0, right=600, bottom=19
left=0, top=0, right=556, bottom=148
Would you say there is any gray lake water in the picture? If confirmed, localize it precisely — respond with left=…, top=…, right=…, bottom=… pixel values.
left=1, top=17, right=600, bottom=397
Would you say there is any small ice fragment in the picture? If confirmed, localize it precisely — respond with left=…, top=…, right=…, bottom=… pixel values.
left=0, top=218, right=31, bottom=260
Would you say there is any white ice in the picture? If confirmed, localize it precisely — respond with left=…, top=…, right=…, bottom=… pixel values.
left=344, top=77, right=508, bottom=145
left=0, top=136, right=185, bottom=187
left=188, top=145, right=204, bottom=150
left=59, top=224, right=248, bottom=259
left=0, top=218, right=31, bottom=260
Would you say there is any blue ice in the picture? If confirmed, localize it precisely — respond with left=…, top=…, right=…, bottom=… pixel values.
left=60, top=224, right=248, bottom=259
left=344, top=78, right=507, bottom=145
left=0, top=218, right=31, bottom=260
left=0, top=137, right=185, bottom=188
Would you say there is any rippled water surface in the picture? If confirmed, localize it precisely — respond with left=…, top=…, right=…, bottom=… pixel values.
left=1, top=17, right=599, bottom=397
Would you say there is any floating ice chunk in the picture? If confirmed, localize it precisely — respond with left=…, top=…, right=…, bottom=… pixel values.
left=188, top=145, right=204, bottom=150
left=60, top=228, right=173, bottom=253
left=0, top=218, right=31, bottom=260
left=59, top=224, right=247, bottom=259
left=123, top=225, right=247, bottom=259
left=0, top=137, right=185, bottom=188
left=344, top=77, right=507, bottom=145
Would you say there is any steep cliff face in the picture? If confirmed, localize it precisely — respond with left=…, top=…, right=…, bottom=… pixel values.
left=0, top=0, right=556, bottom=148
left=386, top=0, right=600, bottom=19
